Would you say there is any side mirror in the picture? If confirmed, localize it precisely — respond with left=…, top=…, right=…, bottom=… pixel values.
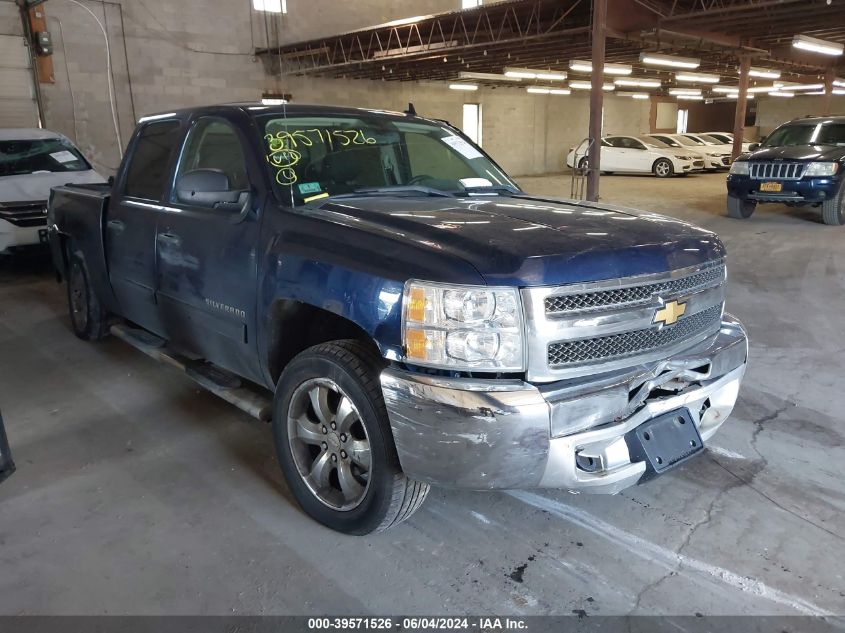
left=175, top=169, right=241, bottom=208
left=748, top=143, right=760, bottom=152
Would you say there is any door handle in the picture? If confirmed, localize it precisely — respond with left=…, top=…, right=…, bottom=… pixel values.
left=107, top=219, right=125, bottom=232
left=156, top=232, right=181, bottom=246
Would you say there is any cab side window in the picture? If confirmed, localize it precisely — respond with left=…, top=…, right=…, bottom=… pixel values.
left=175, top=118, right=249, bottom=198
left=124, top=120, right=182, bottom=200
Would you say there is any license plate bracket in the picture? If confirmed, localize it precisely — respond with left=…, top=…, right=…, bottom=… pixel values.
left=759, top=181, right=782, bottom=192
left=625, top=408, right=702, bottom=475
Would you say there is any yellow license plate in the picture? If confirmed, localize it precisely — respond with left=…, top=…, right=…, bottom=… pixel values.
left=760, top=182, right=783, bottom=192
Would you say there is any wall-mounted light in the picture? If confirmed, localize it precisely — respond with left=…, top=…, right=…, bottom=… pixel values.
left=792, top=34, right=844, bottom=56
left=568, top=60, right=633, bottom=75
left=449, top=83, right=479, bottom=91
left=614, top=77, right=661, bottom=88
left=675, top=72, right=720, bottom=84
left=747, top=67, right=781, bottom=79
left=639, top=52, right=700, bottom=69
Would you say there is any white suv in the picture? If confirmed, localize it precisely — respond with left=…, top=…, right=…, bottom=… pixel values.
left=1, top=129, right=104, bottom=254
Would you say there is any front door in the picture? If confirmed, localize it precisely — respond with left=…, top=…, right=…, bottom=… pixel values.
left=154, top=115, right=263, bottom=383
left=106, top=119, right=183, bottom=335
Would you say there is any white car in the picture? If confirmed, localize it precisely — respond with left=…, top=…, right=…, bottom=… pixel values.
left=631, top=135, right=705, bottom=171
left=647, top=133, right=732, bottom=170
left=1, top=129, right=104, bottom=254
left=700, top=131, right=753, bottom=153
left=566, top=135, right=696, bottom=177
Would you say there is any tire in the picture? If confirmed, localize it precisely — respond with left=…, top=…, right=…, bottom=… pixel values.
left=273, top=340, right=429, bottom=534
left=652, top=158, right=674, bottom=178
left=578, top=157, right=588, bottom=170
left=821, top=187, right=845, bottom=226
left=66, top=247, right=109, bottom=341
left=726, top=195, right=756, bottom=219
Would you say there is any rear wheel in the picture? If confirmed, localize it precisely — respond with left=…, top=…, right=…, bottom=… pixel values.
left=66, top=248, right=109, bottom=341
left=726, top=195, right=756, bottom=219
left=273, top=340, right=429, bottom=534
left=821, top=187, right=845, bottom=226
left=653, top=158, right=673, bottom=178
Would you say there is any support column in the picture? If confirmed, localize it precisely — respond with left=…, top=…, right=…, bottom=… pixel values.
left=732, top=56, right=750, bottom=161
left=822, top=69, right=836, bottom=116
left=586, top=0, right=607, bottom=202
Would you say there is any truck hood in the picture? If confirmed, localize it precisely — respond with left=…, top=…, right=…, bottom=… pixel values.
left=312, top=194, right=724, bottom=286
left=0, top=170, right=105, bottom=203
left=747, top=145, right=845, bottom=162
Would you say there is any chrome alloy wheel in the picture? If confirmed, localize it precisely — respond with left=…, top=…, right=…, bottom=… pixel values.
left=69, top=262, right=88, bottom=332
left=287, top=378, right=372, bottom=511
left=655, top=160, right=671, bottom=177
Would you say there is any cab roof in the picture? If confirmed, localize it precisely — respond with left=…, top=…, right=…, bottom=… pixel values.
left=138, top=103, right=417, bottom=123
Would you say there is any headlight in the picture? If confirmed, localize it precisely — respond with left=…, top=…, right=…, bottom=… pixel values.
left=729, top=161, right=749, bottom=175
left=677, top=155, right=692, bottom=160
left=804, top=162, right=839, bottom=177
left=402, top=281, right=525, bottom=371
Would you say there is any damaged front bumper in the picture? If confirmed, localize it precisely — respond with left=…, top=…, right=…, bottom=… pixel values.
left=381, top=315, right=747, bottom=493
left=0, top=411, right=15, bottom=484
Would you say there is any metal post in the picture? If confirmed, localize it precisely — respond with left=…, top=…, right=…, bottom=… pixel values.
left=732, top=56, right=750, bottom=161
left=822, top=69, right=835, bottom=116
left=586, top=0, right=607, bottom=202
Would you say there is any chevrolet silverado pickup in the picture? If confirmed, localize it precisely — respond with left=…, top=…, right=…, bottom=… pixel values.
left=727, top=116, right=845, bottom=225
left=48, top=104, right=748, bottom=534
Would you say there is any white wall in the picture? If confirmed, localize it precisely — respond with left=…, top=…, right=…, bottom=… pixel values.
left=756, top=95, right=845, bottom=136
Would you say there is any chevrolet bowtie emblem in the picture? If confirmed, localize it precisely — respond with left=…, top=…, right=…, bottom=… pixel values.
left=653, top=300, right=686, bottom=326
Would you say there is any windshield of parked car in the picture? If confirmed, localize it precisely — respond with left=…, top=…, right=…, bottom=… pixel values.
left=707, top=133, right=731, bottom=143
left=674, top=136, right=701, bottom=147
left=762, top=122, right=845, bottom=147
left=651, top=135, right=682, bottom=148
left=698, top=134, right=726, bottom=144
left=0, top=138, right=91, bottom=177
left=638, top=136, right=669, bottom=148
left=258, top=114, right=518, bottom=205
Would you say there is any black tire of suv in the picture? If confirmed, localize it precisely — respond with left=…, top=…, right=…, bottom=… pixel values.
left=821, top=187, right=845, bottom=226
left=273, top=340, right=429, bottom=534
left=726, top=195, right=756, bottom=219
left=66, top=247, right=109, bottom=341
left=652, top=158, right=674, bottom=178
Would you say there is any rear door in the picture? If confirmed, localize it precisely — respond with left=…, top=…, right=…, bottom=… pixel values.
left=154, top=113, right=263, bottom=383
left=106, top=119, right=183, bottom=335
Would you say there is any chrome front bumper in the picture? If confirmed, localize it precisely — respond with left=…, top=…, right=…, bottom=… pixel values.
left=381, top=315, right=747, bottom=494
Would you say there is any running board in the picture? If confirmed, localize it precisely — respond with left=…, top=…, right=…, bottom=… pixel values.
left=110, top=324, right=273, bottom=422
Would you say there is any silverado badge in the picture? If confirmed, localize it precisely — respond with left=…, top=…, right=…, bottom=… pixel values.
left=653, top=300, right=686, bottom=327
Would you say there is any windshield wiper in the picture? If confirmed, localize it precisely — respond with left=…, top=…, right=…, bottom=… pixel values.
left=347, top=185, right=454, bottom=198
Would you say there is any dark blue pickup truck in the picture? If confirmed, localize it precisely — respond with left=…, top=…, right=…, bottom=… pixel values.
left=727, top=116, right=845, bottom=225
left=48, top=103, right=748, bottom=534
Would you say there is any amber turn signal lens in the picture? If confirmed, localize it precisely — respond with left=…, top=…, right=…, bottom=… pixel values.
left=407, top=287, right=427, bottom=323
left=405, top=328, right=428, bottom=359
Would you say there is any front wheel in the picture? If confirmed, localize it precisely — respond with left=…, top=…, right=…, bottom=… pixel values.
left=273, top=340, right=429, bottom=534
left=726, top=195, right=756, bottom=219
left=653, top=158, right=674, bottom=178
left=821, top=187, right=844, bottom=226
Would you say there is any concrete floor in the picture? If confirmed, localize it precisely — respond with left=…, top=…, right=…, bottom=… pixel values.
left=1, top=172, right=844, bottom=616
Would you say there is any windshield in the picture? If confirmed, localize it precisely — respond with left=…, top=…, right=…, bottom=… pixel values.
left=651, top=136, right=681, bottom=148
left=674, top=136, right=700, bottom=147
left=698, top=134, right=725, bottom=144
left=638, top=136, right=669, bottom=148
left=0, top=138, right=90, bottom=177
left=258, top=114, right=517, bottom=205
left=707, top=133, right=731, bottom=144
left=762, top=122, right=845, bottom=147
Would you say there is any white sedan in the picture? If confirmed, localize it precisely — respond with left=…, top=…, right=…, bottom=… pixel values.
left=646, top=133, right=732, bottom=170
left=566, top=135, right=696, bottom=178
left=700, top=131, right=753, bottom=153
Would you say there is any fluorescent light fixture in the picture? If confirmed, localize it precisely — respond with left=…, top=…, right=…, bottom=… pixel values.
left=630, top=93, right=649, bottom=99
left=569, top=80, right=614, bottom=91
left=669, top=88, right=702, bottom=95
left=568, top=60, right=633, bottom=75
left=526, top=87, right=550, bottom=94
left=449, top=83, right=478, bottom=91
left=676, top=95, right=704, bottom=100
left=713, top=86, right=740, bottom=93
left=777, top=83, right=825, bottom=92
left=792, top=34, right=844, bottom=56
left=675, top=72, right=720, bottom=83
left=261, top=98, right=287, bottom=105
left=458, top=71, right=523, bottom=83
left=640, top=52, right=700, bottom=69
left=504, top=67, right=566, bottom=80
left=725, top=93, right=754, bottom=99
left=768, top=91, right=794, bottom=98
left=614, top=77, right=661, bottom=88
left=549, top=88, right=571, bottom=95
left=747, top=67, right=781, bottom=79
left=806, top=88, right=845, bottom=96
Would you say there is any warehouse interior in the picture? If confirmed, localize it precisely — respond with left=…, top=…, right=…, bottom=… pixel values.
left=1, top=0, right=845, bottom=622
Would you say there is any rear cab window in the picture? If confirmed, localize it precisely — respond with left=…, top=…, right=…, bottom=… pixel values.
left=123, top=120, right=182, bottom=200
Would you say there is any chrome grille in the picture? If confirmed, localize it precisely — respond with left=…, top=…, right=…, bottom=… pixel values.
left=545, top=263, right=724, bottom=315
left=547, top=304, right=723, bottom=368
left=0, top=201, right=48, bottom=228
left=749, top=162, right=805, bottom=180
